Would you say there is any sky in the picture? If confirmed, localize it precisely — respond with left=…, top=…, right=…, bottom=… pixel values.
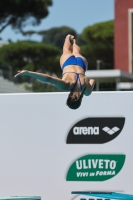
left=0, top=0, right=114, bottom=42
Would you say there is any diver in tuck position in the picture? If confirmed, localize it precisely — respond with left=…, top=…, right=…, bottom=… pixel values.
left=14, top=34, right=95, bottom=110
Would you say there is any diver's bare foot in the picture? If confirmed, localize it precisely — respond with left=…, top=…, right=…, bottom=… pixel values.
left=66, top=34, right=74, bottom=44
left=69, top=35, right=74, bottom=44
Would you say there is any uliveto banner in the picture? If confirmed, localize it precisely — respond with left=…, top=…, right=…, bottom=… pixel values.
left=66, top=154, right=126, bottom=181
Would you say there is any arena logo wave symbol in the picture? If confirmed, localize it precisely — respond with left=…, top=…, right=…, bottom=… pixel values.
left=66, top=117, right=125, bottom=144
left=102, top=126, right=120, bottom=135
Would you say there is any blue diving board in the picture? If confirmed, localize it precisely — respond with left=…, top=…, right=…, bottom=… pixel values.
left=71, top=191, right=133, bottom=199
left=0, top=197, right=41, bottom=200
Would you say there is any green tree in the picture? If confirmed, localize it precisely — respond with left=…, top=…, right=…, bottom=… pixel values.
left=0, top=41, right=61, bottom=76
left=21, top=30, right=36, bottom=40
left=38, top=26, right=77, bottom=48
left=0, top=0, right=52, bottom=33
left=0, top=41, right=62, bottom=92
left=81, top=20, right=114, bottom=70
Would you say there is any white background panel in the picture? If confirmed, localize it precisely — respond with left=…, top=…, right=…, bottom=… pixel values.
left=0, top=92, right=132, bottom=200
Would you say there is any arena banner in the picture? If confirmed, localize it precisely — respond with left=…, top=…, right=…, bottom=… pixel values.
left=0, top=92, right=133, bottom=200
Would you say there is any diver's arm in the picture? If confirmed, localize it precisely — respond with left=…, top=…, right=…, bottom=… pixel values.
left=14, top=70, right=67, bottom=90
left=84, top=78, right=95, bottom=96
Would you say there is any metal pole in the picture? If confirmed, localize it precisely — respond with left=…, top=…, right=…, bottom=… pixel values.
left=8, top=65, right=12, bottom=81
left=116, top=77, right=120, bottom=91
left=96, top=60, right=101, bottom=91
left=96, top=81, right=99, bottom=91
left=96, top=60, right=101, bottom=70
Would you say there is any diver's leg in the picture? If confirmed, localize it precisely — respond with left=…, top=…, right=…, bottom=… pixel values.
left=62, top=34, right=74, bottom=53
left=72, top=39, right=88, bottom=69
left=60, top=34, right=74, bottom=67
left=72, top=39, right=81, bottom=54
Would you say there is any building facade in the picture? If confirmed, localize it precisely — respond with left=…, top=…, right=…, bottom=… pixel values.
left=115, top=0, right=133, bottom=73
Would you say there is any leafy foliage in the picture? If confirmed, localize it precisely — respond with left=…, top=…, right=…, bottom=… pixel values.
left=21, top=30, right=36, bottom=39
left=81, top=20, right=114, bottom=70
left=38, top=26, right=77, bottom=48
left=0, top=0, right=52, bottom=33
left=0, top=41, right=61, bottom=75
left=82, top=20, right=114, bottom=43
left=32, top=80, right=61, bottom=92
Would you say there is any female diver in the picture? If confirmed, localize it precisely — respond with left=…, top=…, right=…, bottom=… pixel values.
left=15, top=34, right=95, bottom=110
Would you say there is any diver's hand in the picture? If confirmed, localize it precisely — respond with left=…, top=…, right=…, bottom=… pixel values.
left=14, top=70, right=29, bottom=77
